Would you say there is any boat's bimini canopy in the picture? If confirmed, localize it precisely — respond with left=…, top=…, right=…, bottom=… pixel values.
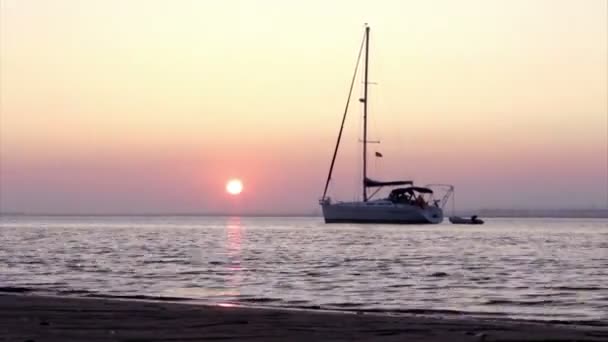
left=389, top=186, right=434, bottom=195
left=364, top=177, right=413, bottom=188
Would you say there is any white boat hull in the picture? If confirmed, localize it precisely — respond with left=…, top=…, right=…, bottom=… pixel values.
left=321, top=201, right=443, bottom=224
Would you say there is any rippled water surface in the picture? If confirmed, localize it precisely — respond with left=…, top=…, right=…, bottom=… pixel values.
left=1, top=216, right=606, bottom=322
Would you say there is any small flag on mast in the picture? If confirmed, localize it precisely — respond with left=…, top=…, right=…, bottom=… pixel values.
left=375, top=152, right=383, bottom=157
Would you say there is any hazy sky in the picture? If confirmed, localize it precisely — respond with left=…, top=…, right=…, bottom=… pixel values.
left=1, top=0, right=607, bottom=214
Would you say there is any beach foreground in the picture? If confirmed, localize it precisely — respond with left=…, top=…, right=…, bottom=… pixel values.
left=1, top=294, right=607, bottom=341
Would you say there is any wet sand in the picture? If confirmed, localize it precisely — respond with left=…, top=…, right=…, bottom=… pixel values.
left=1, top=294, right=606, bottom=341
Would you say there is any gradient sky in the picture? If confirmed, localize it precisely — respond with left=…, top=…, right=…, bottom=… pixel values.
left=1, top=0, right=607, bottom=214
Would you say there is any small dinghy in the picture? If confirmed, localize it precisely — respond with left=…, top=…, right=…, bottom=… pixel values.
left=449, top=215, right=484, bottom=225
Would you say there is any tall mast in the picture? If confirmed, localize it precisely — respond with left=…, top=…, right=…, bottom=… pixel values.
left=362, top=25, right=370, bottom=202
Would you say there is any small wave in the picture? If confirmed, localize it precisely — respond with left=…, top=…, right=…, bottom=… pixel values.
left=463, top=266, right=486, bottom=270
left=177, top=270, right=204, bottom=275
left=469, top=277, right=492, bottom=281
left=526, top=319, right=608, bottom=327
left=292, top=305, right=324, bottom=310
left=313, top=263, right=341, bottom=269
left=142, top=259, right=189, bottom=265
left=84, top=294, right=192, bottom=301
left=20, top=260, right=46, bottom=265
left=237, top=297, right=282, bottom=304
left=546, top=286, right=607, bottom=291
left=57, top=289, right=93, bottom=295
left=0, top=286, right=32, bottom=293
left=429, top=272, right=449, bottom=277
left=343, top=257, right=379, bottom=263
left=345, top=307, right=508, bottom=317
left=22, top=282, right=67, bottom=287
left=327, top=302, right=363, bottom=308
left=485, top=299, right=559, bottom=306
left=284, top=300, right=309, bottom=305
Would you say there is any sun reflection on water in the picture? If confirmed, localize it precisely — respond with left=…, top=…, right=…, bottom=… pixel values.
left=225, top=217, right=244, bottom=296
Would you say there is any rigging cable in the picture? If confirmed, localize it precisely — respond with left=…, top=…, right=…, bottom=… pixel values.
left=321, top=28, right=367, bottom=200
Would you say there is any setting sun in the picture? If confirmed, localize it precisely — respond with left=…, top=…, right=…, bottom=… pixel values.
left=226, top=179, right=243, bottom=195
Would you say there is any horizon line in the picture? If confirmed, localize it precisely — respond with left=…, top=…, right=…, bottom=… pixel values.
left=1, top=208, right=607, bottom=219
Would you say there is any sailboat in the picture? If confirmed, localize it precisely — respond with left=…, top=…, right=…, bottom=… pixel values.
left=319, top=25, right=451, bottom=224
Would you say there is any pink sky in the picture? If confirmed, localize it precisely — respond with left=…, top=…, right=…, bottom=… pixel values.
left=1, top=0, right=606, bottom=214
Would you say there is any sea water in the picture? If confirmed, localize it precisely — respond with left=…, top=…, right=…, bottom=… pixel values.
left=1, top=215, right=606, bottom=323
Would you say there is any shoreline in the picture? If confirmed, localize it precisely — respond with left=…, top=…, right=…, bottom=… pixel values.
left=2, top=286, right=605, bottom=326
left=2, top=294, right=607, bottom=341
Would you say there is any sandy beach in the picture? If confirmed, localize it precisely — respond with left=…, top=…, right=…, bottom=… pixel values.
left=1, top=294, right=606, bottom=342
